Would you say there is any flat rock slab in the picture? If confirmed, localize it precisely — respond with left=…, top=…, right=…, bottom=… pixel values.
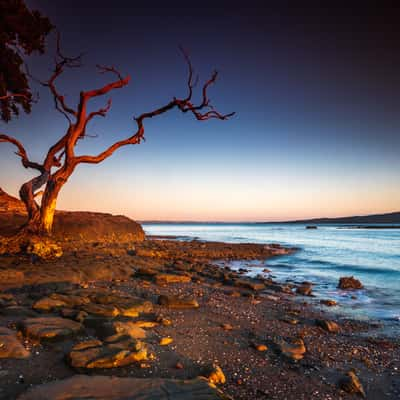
left=155, top=273, right=192, bottom=285
left=20, top=317, right=82, bottom=341
left=68, top=335, right=147, bottom=369
left=158, top=295, right=199, bottom=309
left=233, top=279, right=266, bottom=291
left=17, top=375, right=225, bottom=400
left=33, top=294, right=90, bottom=312
left=0, top=327, right=30, bottom=359
left=0, top=269, right=24, bottom=284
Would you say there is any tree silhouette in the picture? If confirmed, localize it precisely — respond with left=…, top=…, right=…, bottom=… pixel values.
left=0, top=0, right=53, bottom=122
left=0, top=37, right=234, bottom=237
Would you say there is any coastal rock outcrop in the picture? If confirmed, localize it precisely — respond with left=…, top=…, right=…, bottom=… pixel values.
left=0, top=188, right=145, bottom=242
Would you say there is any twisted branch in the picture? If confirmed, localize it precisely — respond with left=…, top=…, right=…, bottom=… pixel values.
left=0, top=134, right=44, bottom=171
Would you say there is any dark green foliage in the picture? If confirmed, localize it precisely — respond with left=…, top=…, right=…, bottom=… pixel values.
left=0, top=0, right=53, bottom=122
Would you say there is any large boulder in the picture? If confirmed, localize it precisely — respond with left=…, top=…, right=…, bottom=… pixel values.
left=17, top=375, right=226, bottom=399
left=52, top=211, right=145, bottom=242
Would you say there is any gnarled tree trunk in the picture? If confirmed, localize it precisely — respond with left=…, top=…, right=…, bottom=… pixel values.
left=1, top=41, right=234, bottom=255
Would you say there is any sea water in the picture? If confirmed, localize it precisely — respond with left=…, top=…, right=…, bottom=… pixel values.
left=143, top=223, right=400, bottom=327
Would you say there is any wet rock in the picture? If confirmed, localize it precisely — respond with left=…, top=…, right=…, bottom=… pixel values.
left=17, top=375, right=225, bottom=400
left=20, top=317, right=82, bottom=341
left=320, top=299, right=338, bottom=306
left=158, top=295, right=199, bottom=309
left=68, top=336, right=147, bottom=369
left=316, top=319, right=340, bottom=333
left=0, top=327, right=30, bottom=359
left=296, top=284, right=312, bottom=296
left=155, top=273, right=191, bottom=285
left=340, top=370, right=366, bottom=397
left=276, top=337, right=306, bottom=361
left=338, top=276, right=363, bottom=290
left=234, top=279, right=266, bottom=291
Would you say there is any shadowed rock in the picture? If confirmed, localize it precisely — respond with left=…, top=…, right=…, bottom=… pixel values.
left=17, top=375, right=226, bottom=399
left=316, top=319, right=340, bottom=333
left=158, top=295, right=199, bottom=309
left=340, top=370, right=366, bottom=397
left=296, top=284, right=312, bottom=296
left=338, top=276, right=363, bottom=290
left=0, top=327, right=30, bottom=359
left=68, top=335, right=147, bottom=369
left=155, top=273, right=191, bottom=285
left=19, top=317, right=82, bottom=341
left=276, top=337, right=306, bottom=361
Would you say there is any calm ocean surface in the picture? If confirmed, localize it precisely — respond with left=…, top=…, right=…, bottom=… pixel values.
left=143, top=223, right=400, bottom=326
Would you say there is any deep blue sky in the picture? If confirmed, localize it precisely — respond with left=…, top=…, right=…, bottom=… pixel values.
left=1, top=2, right=399, bottom=221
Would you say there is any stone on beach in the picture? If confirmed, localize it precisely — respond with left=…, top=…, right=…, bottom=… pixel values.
left=338, top=276, right=363, bottom=290
left=0, top=327, right=30, bottom=359
left=340, top=370, right=366, bottom=397
left=158, top=295, right=199, bottom=309
left=276, top=337, right=306, bottom=361
left=320, top=299, right=338, bottom=307
left=233, top=279, right=266, bottom=291
left=296, top=284, right=312, bottom=296
left=17, top=375, right=226, bottom=400
left=68, top=336, right=147, bottom=369
left=155, top=273, right=191, bottom=285
left=159, top=337, right=173, bottom=345
left=207, top=365, right=226, bottom=385
left=316, top=319, right=340, bottom=333
left=20, top=317, right=82, bottom=341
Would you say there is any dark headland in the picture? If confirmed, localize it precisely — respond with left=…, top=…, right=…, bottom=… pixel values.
left=0, top=188, right=399, bottom=399
left=140, top=211, right=400, bottom=225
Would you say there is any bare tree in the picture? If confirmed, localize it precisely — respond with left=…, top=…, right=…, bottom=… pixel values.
left=0, top=39, right=234, bottom=238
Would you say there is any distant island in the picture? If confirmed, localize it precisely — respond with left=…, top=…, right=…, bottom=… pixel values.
left=290, top=211, right=400, bottom=225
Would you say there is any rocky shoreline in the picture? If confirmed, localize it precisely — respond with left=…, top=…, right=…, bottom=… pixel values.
left=0, top=238, right=399, bottom=399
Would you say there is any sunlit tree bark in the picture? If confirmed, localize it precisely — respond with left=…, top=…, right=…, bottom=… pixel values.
left=0, top=38, right=234, bottom=237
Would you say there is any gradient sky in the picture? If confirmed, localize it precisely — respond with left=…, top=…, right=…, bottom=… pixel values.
left=1, top=2, right=400, bottom=221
